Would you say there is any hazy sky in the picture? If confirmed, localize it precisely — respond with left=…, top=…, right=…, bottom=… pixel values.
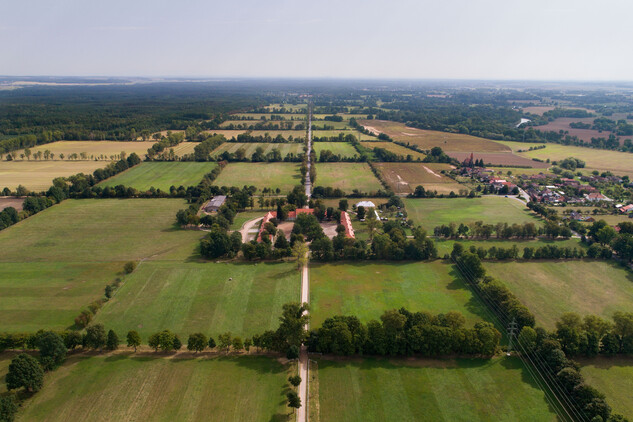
left=2, top=0, right=632, bottom=80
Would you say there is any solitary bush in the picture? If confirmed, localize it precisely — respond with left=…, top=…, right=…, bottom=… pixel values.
left=124, top=261, right=137, bottom=274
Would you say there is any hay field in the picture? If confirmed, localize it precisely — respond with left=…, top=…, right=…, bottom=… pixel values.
left=0, top=160, right=109, bottom=191
left=313, top=163, right=383, bottom=194
left=309, top=261, right=488, bottom=327
left=359, top=141, right=426, bottom=160
left=316, top=357, right=556, bottom=422
left=484, top=260, right=633, bottom=329
left=17, top=355, right=290, bottom=422
left=358, top=120, right=510, bottom=152
left=100, top=162, right=217, bottom=191
left=313, top=142, right=359, bottom=158
left=211, top=142, right=304, bottom=158
left=580, top=357, right=633, bottom=418
left=213, top=162, right=301, bottom=192
left=12, top=141, right=155, bottom=160
left=374, top=162, right=463, bottom=194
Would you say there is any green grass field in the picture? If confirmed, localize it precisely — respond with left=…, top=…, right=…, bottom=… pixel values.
left=315, top=357, right=556, bottom=421
left=313, top=142, right=359, bottom=158
left=99, top=162, right=217, bottom=191
left=579, top=357, right=633, bottom=418
left=94, top=261, right=300, bottom=339
left=0, top=160, right=109, bottom=191
left=17, top=355, right=291, bottom=422
left=229, top=211, right=267, bottom=230
left=0, top=199, right=202, bottom=332
left=484, top=260, right=633, bottom=329
left=309, top=261, right=488, bottom=327
left=434, top=237, right=583, bottom=256
left=314, top=163, right=383, bottom=194
left=404, top=197, right=541, bottom=232
left=213, top=162, right=300, bottom=192
left=211, top=142, right=304, bottom=159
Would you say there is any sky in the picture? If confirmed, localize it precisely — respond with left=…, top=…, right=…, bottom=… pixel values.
left=1, top=0, right=632, bottom=80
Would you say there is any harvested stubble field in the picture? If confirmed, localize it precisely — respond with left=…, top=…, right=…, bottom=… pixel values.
left=374, top=162, right=463, bottom=195
left=358, top=120, right=510, bottom=152
left=211, top=142, right=304, bottom=158
left=535, top=117, right=611, bottom=144
left=312, top=141, right=358, bottom=158
left=359, top=141, right=426, bottom=160
left=309, top=261, right=489, bottom=327
left=0, top=196, right=24, bottom=211
left=447, top=151, right=550, bottom=168
left=496, top=141, right=633, bottom=178
left=99, top=162, right=217, bottom=191
left=315, top=357, right=556, bottom=422
left=0, top=199, right=202, bottom=332
left=0, top=160, right=110, bottom=191
left=94, top=261, right=300, bottom=339
left=404, top=197, right=541, bottom=232
left=15, top=354, right=291, bottom=422
left=12, top=141, right=156, bottom=160
left=213, top=162, right=301, bottom=192
left=313, top=163, right=383, bottom=194
left=484, top=260, right=633, bottom=329
left=579, top=357, right=633, bottom=418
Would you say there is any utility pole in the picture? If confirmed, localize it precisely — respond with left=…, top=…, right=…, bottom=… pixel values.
left=506, top=317, right=517, bottom=356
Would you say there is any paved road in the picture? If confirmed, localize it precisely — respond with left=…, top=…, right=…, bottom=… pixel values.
left=304, top=103, right=312, bottom=199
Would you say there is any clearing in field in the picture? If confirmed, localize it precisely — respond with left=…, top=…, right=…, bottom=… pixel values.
left=213, top=162, right=300, bottom=192
left=315, top=357, right=556, bottom=422
left=99, top=162, right=217, bottom=191
left=16, top=355, right=290, bottom=422
left=94, top=261, right=300, bottom=338
left=0, top=160, right=110, bottom=191
left=374, top=162, right=463, bottom=195
left=309, top=261, right=489, bottom=327
left=358, top=120, right=510, bottom=153
left=404, top=197, right=541, bottom=232
left=485, top=260, right=633, bottom=329
left=359, top=141, right=426, bottom=160
left=495, top=141, right=633, bottom=177
left=0, top=199, right=202, bottom=332
left=313, top=163, right=383, bottom=194
left=211, top=142, right=304, bottom=159
left=312, top=141, right=359, bottom=158
left=11, top=141, right=155, bottom=161
left=579, top=357, right=633, bottom=418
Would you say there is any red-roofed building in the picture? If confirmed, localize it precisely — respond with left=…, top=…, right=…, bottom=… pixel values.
left=341, top=211, right=355, bottom=239
left=257, top=211, right=277, bottom=242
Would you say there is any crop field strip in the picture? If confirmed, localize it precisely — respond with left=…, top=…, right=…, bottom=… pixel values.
left=0, top=160, right=112, bottom=191
left=313, top=163, right=383, bottom=194
left=210, top=142, right=304, bottom=158
left=99, top=162, right=218, bottom=191
left=312, top=141, right=359, bottom=158
left=359, top=141, right=426, bottom=160
left=374, top=162, right=463, bottom=194
left=11, top=140, right=156, bottom=160
left=213, top=162, right=301, bottom=192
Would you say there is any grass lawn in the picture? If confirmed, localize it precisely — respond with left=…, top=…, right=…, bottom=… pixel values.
left=99, top=162, right=217, bottom=191
left=94, top=261, right=300, bottom=339
left=12, top=140, right=155, bottom=161
left=314, top=163, right=383, bottom=194
left=309, top=261, right=489, bottom=328
left=404, top=197, right=541, bottom=232
left=484, top=260, right=633, bottom=329
left=313, top=142, right=358, bottom=158
left=374, top=162, right=463, bottom=195
left=0, top=160, right=109, bottom=191
left=315, top=357, right=556, bottom=422
left=213, top=162, right=300, bottom=192
left=229, top=211, right=267, bottom=230
left=17, top=355, right=290, bottom=422
left=579, top=356, right=633, bottom=418
left=0, top=199, right=202, bottom=332
left=358, top=120, right=510, bottom=153
left=434, top=237, right=583, bottom=256
left=211, top=142, right=303, bottom=159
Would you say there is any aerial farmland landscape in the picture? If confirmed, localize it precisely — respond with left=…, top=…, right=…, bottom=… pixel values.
left=1, top=1, right=633, bottom=422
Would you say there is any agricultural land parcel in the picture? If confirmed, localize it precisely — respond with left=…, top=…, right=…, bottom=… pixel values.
left=213, top=162, right=301, bottom=192
left=13, top=354, right=290, bottom=422
left=403, top=197, right=541, bottom=232
left=210, top=142, right=304, bottom=159
left=374, top=162, right=463, bottom=195
left=0, top=160, right=110, bottom=191
left=359, top=141, right=426, bottom=160
left=484, top=261, right=633, bottom=330
left=309, top=261, right=489, bottom=327
left=579, top=357, right=633, bottom=418
left=0, top=199, right=202, bottom=332
left=11, top=141, right=156, bottom=160
left=99, top=162, right=218, bottom=191
left=433, top=237, right=583, bottom=257
left=312, top=141, right=359, bottom=158
left=313, top=163, right=383, bottom=194
left=315, top=357, right=556, bottom=422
